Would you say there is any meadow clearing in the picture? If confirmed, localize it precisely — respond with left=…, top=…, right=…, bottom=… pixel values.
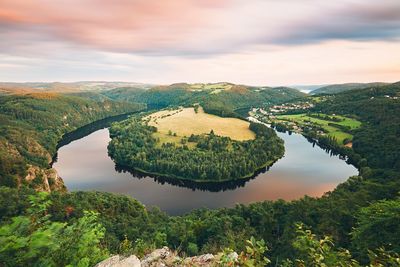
left=144, top=107, right=255, bottom=141
left=276, top=113, right=361, bottom=144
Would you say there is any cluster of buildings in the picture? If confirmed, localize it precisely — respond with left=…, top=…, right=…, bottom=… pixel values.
left=268, top=102, right=314, bottom=114
left=249, top=101, right=314, bottom=120
left=249, top=102, right=323, bottom=135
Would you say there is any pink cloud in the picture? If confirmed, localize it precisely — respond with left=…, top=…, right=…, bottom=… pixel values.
left=2, top=0, right=399, bottom=56
left=0, top=0, right=399, bottom=84
left=0, top=0, right=231, bottom=52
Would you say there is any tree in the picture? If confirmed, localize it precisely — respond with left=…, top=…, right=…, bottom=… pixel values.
left=288, top=223, right=358, bottom=267
left=352, top=199, right=400, bottom=257
left=0, top=192, right=109, bottom=267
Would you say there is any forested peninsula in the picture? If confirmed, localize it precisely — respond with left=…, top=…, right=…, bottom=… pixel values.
left=108, top=110, right=284, bottom=182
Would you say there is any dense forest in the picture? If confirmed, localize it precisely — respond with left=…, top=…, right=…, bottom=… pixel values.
left=0, top=83, right=400, bottom=266
left=108, top=118, right=284, bottom=181
left=1, top=184, right=399, bottom=266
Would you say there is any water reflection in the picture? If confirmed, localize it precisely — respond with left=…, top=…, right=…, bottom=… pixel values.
left=51, top=113, right=135, bottom=165
left=53, top=120, right=358, bottom=215
left=114, top=163, right=275, bottom=192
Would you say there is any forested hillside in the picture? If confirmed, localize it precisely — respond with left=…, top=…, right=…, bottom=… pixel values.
left=102, top=83, right=306, bottom=117
left=0, top=92, right=144, bottom=191
left=312, top=82, right=400, bottom=170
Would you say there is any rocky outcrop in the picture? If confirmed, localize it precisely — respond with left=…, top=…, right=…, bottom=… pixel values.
left=24, top=165, right=66, bottom=192
left=0, top=135, right=66, bottom=192
left=141, top=247, right=174, bottom=266
left=95, top=247, right=224, bottom=267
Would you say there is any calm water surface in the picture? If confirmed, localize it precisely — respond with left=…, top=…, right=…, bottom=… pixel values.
left=54, top=128, right=357, bottom=215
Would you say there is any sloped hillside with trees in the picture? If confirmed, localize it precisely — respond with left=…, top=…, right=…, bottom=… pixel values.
left=102, top=83, right=306, bottom=117
left=0, top=92, right=144, bottom=190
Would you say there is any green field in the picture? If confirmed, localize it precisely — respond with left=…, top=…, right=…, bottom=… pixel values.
left=276, top=113, right=361, bottom=144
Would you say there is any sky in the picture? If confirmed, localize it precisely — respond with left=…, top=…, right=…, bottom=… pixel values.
left=0, top=0, right=400, bottom=86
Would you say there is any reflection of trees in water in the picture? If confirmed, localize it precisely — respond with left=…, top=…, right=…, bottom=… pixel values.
left=51, top=113, right=136, bottom=165
left=304, top=136, right=354, bottom=164
left=275, top=126, right=355, bottom=166
left=114, top=162, right=277, bottom=192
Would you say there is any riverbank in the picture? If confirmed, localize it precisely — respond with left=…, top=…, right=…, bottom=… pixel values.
left=51, top=111, right=145, bottom=166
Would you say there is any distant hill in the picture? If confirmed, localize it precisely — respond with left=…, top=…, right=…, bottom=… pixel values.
left=0, top=81, right=305, bottom=117
left=310, top=82, right=388, bottom=95
left=102, top=82, right=306, bottom=117
left=0, top=81, right=154, bottom=94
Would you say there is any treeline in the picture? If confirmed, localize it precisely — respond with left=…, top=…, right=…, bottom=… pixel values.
left=308, top=113, right=343, bottom=122
left=108, top=118, right=284, bottom=181
left=327, top=122, right=351, bottom=133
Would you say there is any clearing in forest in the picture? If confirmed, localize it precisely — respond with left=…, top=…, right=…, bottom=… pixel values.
left=277, top=113, right=361, bottom=144
left=144, top=107, right=255, bottom=141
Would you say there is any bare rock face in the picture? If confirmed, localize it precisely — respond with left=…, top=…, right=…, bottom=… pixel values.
left=24, top=165, right=66, bottom=192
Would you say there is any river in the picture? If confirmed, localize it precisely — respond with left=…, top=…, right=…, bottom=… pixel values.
left=53, top=121, right=357, bottom=215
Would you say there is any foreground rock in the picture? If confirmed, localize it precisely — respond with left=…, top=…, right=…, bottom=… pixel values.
left=95, top=255, right=141, bottom=267
left=95, top=247, right=223, bottom=267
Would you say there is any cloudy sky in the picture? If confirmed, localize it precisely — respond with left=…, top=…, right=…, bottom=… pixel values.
left=1, top=0, right=399, bottom=85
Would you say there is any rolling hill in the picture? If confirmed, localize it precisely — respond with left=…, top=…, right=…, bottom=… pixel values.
left=102, top=82, right=306, bottom=117
left=310, top=82, right=389, bottom=95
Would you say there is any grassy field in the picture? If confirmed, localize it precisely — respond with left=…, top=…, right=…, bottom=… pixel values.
left=144, top=107, right=255, bottom=141
left=276, top=113, right=361, bottom=144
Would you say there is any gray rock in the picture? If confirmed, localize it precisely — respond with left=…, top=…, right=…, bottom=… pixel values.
left=95, top=255, right=141, bottom=267
left=197, top=254, right=214, bottom=262
left=120, top=255, right=141, bottom=266
left=182, top=253, right=215, bottom=266
left=95, top=247, right=224, bottom=267
left=95, top=256, right=121, bottom=267
left=141, top=246, right=171, bottom=266
left=227, top=252, right=238, bottom=261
